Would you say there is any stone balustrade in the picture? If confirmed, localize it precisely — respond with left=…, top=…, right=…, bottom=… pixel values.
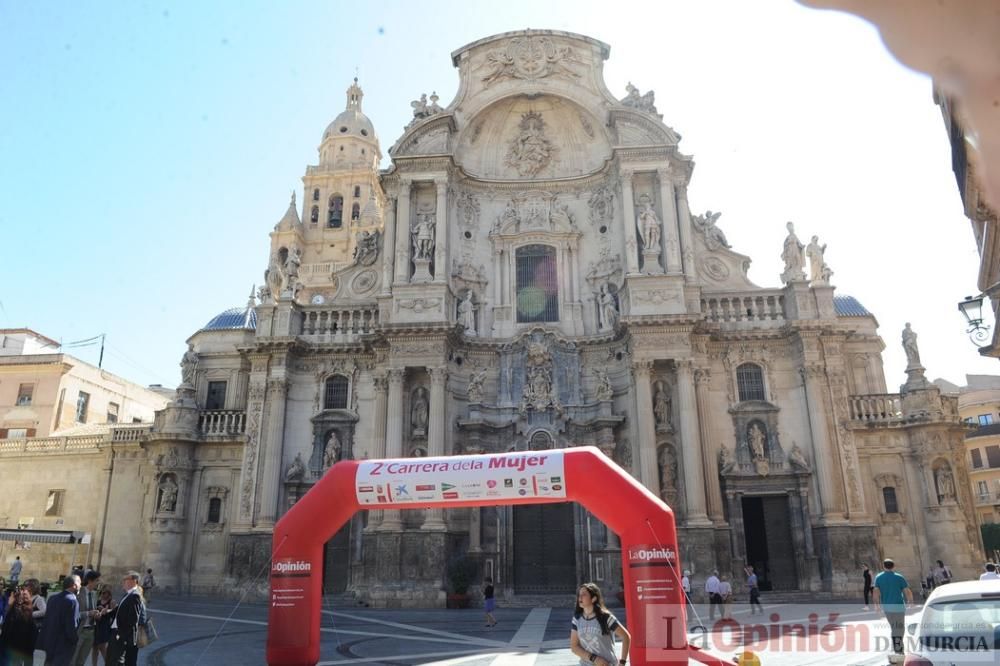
left=199, top=410, right=247, bottom=436
left=111, top=424, right=153, bottom=442
left=701, top=290, right=785, bottom=324
left=849, top=394, right=904, bottom=424
left=301, top=305, right=379, bottom=340
left=0, top=424, right=151, bottom=456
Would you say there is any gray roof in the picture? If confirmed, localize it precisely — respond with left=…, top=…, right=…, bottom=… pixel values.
left=834, top=295, right=871, bottom=317
left=202, top=306, right=257, bottom=332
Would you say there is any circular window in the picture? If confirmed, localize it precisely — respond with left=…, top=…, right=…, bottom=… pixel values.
left=339, top=126, right=348, bottom=133
left=360, top=129, right=368, bottom=136
left=464, top=231, right=472, bottom=239
left=599, top=225, right=608, bottom=234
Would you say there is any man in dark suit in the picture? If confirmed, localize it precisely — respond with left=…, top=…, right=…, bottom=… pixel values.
left=38, top=574, right=81, bottom=666
left=106, top=571, right=145, bottom=666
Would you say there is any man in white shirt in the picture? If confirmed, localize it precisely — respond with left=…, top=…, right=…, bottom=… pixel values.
left=704, top=569, right=722, bottom=620
left=981, top=562, right=1000, bottom=580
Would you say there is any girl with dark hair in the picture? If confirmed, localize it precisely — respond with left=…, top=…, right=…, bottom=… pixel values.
left=570, top=583, right=630, bottom=666
left=0, top=588, right=38, bottom=666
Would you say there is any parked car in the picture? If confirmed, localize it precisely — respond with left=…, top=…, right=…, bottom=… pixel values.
left=904, top=580, right=1000, bottom=665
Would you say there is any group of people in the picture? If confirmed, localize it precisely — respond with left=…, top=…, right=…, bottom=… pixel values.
left=0, top=562, right=155, bottom=666
left=684, top=565, right=764, bottom=622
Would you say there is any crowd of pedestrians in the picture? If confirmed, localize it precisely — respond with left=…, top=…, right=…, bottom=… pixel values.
left=0, top=559, right=156, bottom=666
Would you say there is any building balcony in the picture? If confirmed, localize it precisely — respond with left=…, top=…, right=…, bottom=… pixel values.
left=701, top=290, right=786, bottom=326
left=0, top=423, right=152, bottom=456
left=300, top=304, right=379, bottom=342
left=198, top=410, right=247, bottom=436
left=966, top=423, right=1000, bottom=439
left=849, top=393, right=904, bottom=425
left=975, top=491, right=1000, bottom=507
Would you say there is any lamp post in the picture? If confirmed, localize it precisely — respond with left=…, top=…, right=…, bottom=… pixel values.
left=958, top=294, right=991, bottom=347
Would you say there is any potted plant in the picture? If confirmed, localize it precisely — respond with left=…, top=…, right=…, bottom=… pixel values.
left=446, top=556, right=477, bottom=609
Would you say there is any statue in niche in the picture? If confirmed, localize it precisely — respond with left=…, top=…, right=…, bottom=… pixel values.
left=505, top=111, right=555, bottom=177
left=653, top=381, right=672, bottom=431
left=620, top=82, right=658, bottom=116
left=284, top=246, right=302, bottom=283
left=718, top=443, right=736, bottom=474
left=693, top=210, right=730, bottom=250
left=158, top=477, right=178, bottom=512
left=467, top=368, right=487, bottom=404
left=352, top=230, right=380, bottom=267
left=636, top=195, right=661, bottom=252
left=935, top=466, right=956, bottom=501
left=180, top=344, right=199, bottom=386
left=657, top=445, right=678, bottom=502
left=458, top=291, right=477, bottom=336
left=902, top=323, right=922, bottom=368
left=411, top=388, right=429, bottom=436
left=593, top=367, right=613, bottom=401
left=748, top=423, right=767, bottom=461
left=787, top=442, right=809, bottom=471
left=285, top=452, right=306, bottom=483
left=521, top=340, right=557, bottom=412
left=598, top=283, right=619, bottom=331
left=323, top=431, right=341, bottom=470
left=806, top=235, right=832, bottom=283
left=410, top=446, right=427, bottom=458
left=412, top=213, right=436, bottom=260
left=780, top=222, right=806, bottom=283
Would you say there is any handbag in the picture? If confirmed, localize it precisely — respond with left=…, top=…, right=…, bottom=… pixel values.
left=137, top=616, right=159, bottom=648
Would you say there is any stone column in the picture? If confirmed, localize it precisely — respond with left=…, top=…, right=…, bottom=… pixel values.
left=620, top=169, right=640, bottom=275
left=676, top=361, right=710, bottom=525
left=469, top=508, right=482, bottom=553
left=631, top=360, right=659, bottom=497
left=801, top=364, right=843, bottom=519
left=380, top=193, right=397, bottom=295
left=368, top=372, right=389, bottom=529
left=675, top=184, right=697, bottom=280
left=657, top=168, right=682, bottom=274
left=380, top=368, right=405, bottom=530
left=799, top=488, right=815, bottom=557
left=727, top=491, right=746, bottom=566
left=393, top=179, right=412, bottom=284
left=433, top=179, right=448, bottom=283
left=423, top=366, right=448, bottom=530
left=258, top=377, right=288, bottom=526
left=695, top=368, right=724, bottom=522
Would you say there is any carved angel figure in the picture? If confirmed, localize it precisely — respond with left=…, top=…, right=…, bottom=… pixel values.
left=467, top=368, right=487, bottom=404
left=285, top=452, right=306, bottom=482
left=693, top=210, right=730, bottom=250
left=593, top=367, right=613, bottom=401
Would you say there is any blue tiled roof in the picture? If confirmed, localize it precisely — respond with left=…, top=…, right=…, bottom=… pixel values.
left=834, top=295, right=871, bottom=317
left=201, top=307, right=257, bottom=331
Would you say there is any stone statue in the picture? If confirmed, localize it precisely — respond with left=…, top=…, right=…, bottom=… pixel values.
left=158, top=478, right=178, bottom=512
left=180, top=344, right=199, bottom=386
left=352, top=230, right=380, bottom=267
left=693, top=210, right=730, bottom=250
left=265, top=256, right=284, bottom=300
left=458, top=291, right=477, bottom=336
left=411, top=388, right=429, bottom=436
left=636, top=196, right=661, bottom=251
left=593, top=367, right=613, bottom=401
left=936, top=467, right=956, bottom=501
left=550, top=202, right=575, bottom=229
left=787, top=442, right=809, bottom=471
left=718, top=443, right=736, bottom=473
left=412, top=213, right=435, bottom=260
left=467, top=368, right=487, bottom=404
left=902, top=322, right=921, bottom=368
left=780, top=222, right=806, bottom=283
left=620, top=82, right=658, bottom=115
left=598, top=283, right=618, bottom=331
left=284, top=246, right=302, bottom=281
left=410, top=92, right=442, bottom=121
left=505, top=111, right=554, bottom=177
left=806, top=235, right=832, bottom=284
left=653, top=381, right=672, bottom=430
left=658, top=445, right=678, bottom=501
left=748, top=423, right=767, bottom=460
left=323, top=432, right=341, bottom=470
left=285, top=452, right=306, bottom=482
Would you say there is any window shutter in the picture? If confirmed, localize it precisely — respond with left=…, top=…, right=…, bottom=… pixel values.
left=26, top=428, right=36, bottom=438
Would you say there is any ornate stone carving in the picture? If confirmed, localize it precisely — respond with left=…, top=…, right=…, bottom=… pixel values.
left=593, top=367, right=613, bottom=401
left=409, top=91, right=443, bottom=125
left=935, top=464, right=957, bottom=502
left=520, top=339, right=559, bottom=413
left=323, top=431, right=342, bottom=469
left=620, top=82, right=658, bottom=116
left=806, top=235, right=833, bottom=284
left=700, top=256, right=731, bottom=282
left=505, top=111, right=557, bottom=177
left=635, top=194, right=661, bottom=251
left=180, top=345, right=199, bottom=387
left=350, top=269, right=379, bottom=296
left=614, top=438, right=633, bottom=472
left=585, top=247, right=623, bottom=290
left=396, top=298, right=442, bottom=313
left=780, top=221, right=806, bottom=283
left=718, top=443, right=736, bottom=474
left=787, top=442, right=809, bottom=471
left=692, top=210, right=730, bottom=250
left=653, top=381, right=673, bottom=432
left=411, top=387, right=429, bottom=437
left=157, top=475, right=178, bottom=512
left=480, top=36, right=583, bottom=86
left=284, top=452, right=306, bottom=482
left=597, top=282, right=619, bottom=331
left=451, top=257, right=489, bottom=295
left=458, top=291, right=477, bottom=336
left=902, top=323, right=921, bottom=369
left=352, top=230, right=380, bottom=267
left=588, top=184, right=615, bottom=227
left=657, top=444, right=678, bottom=505
left=411, top=212, right=436, bottom=260
left=467, top=367, right=487, bottom=404
left=456, top=191, right=480, bottom=231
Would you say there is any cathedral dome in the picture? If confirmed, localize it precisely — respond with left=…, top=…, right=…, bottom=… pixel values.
left=322, top=78, right=378, bottom=145
left=200, top=305, right=257, bottom=332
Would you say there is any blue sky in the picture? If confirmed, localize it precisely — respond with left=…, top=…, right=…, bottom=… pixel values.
left=1, top=1, right=993, bottom=388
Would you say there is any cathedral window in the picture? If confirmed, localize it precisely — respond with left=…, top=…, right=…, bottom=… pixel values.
left=311, top=206, right=319, bottom=223
left=736, top=363, right=766, bottom=402
left=313, top=188, right=320, bottom=201
left=324, top=375, right=349, bottom=410
left=882, top=486, right=899, bottom=514
left=328, top=195, right=343, bottom=228
left=353, top=186, right=361, bottom=198
left=205, top=381, right=227, bottom=410
left=515, top=244, right=559, bottom=323
left=207, top=497, right=222, bottom=523
left=351, top=203, right=360, bottom=221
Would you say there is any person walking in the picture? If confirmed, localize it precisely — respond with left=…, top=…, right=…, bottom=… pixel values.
left=718, top=575, right=733, bottom=620
left=981, top=562, right=1000, bottom=580
left=745, top=566, right=763, bottom=615
left=139, top=570, right=155, bottom=605
left=873, top=558, right=913, bottom=661
left=0, top=588, right=38, bottom=666
left=37, top=575, right=81, bottom=666
left=704, top=570, right=722, bottom=621
left=92, top=586, right=114, bottom=666
left=569, top=583, right=630, bottom=666
left=482, top=577, right=497, bottom=628
left=932, top=560, right=952, bottom=586
left=71, top=571, right=101, bottom=666
left=9, top=557, right=22, bottom=586
left=106, top=572, right=145, bottom=666
left=862, top=563, right=873, bottom=610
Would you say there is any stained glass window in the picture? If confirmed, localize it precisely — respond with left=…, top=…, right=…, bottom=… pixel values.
left=515, top=245, right=558, bottom=323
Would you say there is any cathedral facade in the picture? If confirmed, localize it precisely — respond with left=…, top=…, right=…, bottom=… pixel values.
left=131, top=30, right=982, bottom=603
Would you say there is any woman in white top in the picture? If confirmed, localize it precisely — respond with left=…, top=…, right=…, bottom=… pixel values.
left=570, top=583, right=631, bottom=666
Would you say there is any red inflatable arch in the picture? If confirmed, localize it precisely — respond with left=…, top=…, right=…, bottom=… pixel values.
left=266, top=446, right=733, bottom=666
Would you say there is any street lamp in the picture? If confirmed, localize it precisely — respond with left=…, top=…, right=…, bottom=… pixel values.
left=958, top=294, right=991, bottom=346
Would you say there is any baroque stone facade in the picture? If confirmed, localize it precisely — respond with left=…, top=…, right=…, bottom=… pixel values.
left=6, top=30, right=979, bottom=601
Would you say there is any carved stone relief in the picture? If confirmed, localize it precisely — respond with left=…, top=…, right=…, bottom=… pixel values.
left=505, top=111, right=557, bottom=177
left=479, top=36, right=584, bottom=86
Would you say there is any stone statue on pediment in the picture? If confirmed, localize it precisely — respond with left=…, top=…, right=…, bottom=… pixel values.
left=807, top=235, right=832, bottom=284
left=621, top=82, right=658, bottom=116
left=902, top=323, right=921, bottom=368
left=180, top=344, right=199, bottom=386
left=353, top=230, right=380, bottom=267
left=693, top=210, right=730, bottom=250
left=780, top=222, right=806, bottom=283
